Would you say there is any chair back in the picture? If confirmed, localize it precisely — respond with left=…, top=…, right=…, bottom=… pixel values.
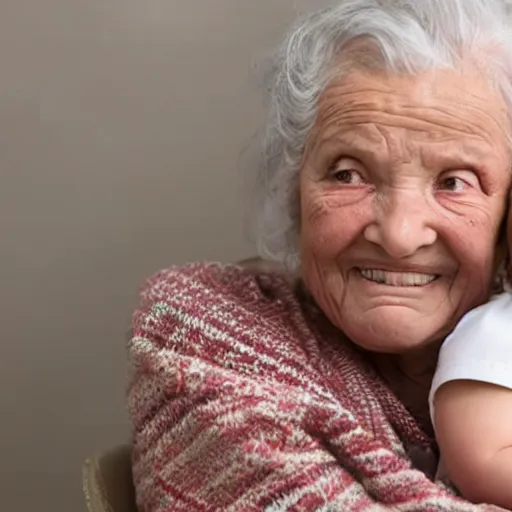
left=82, top=445, right=137, bottom=512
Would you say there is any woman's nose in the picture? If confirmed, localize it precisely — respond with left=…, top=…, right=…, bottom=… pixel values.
left=363, top=191, right=437, bottom=259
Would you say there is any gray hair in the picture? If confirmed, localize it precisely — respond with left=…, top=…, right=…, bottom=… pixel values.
left=249, top=0, right=512, bottom=269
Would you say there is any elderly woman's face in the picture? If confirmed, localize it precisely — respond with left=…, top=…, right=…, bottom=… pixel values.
left=300, top=66, right=511, bottom=353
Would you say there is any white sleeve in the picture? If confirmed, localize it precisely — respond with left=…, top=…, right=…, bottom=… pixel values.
left=429, top=292, right=512, bottom=421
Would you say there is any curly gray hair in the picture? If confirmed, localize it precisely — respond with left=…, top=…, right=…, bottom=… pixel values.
left=249, top=0, right=512, bottom=269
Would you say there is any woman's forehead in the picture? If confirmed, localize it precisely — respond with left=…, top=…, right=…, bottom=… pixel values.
left=311, top=67, right=511, bottom=159
left=319, top=67, right=507, bottom=121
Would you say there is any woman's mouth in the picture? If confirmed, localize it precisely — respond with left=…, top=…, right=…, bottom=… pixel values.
left=358, top=268, right=439, bottom=287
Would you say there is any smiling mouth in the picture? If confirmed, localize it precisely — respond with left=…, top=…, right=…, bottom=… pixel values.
left=359, top=269, right=439, bottom=287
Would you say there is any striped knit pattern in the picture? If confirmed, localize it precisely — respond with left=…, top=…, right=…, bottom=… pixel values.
left=128, top=262, right=501, bottom=511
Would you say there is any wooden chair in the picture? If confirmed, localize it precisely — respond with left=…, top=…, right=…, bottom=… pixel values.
left=82, top=261, right=283, bottom=511
left=82, top=444, right=137, bottom=512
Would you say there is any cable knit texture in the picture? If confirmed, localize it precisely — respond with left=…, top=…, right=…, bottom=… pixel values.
left=128, top=263, right=503, bottom=511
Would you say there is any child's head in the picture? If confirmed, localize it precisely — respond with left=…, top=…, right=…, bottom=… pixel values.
left=505, top=198, right=512, bottom=284
left=491, top=198, right=512, bottom=292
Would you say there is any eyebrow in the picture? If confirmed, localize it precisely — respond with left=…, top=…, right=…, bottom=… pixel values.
left=312, top=124, right=498, bottom=171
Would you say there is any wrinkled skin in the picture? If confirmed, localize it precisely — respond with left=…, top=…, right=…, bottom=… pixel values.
left=299, top=66, right=512, bottom=428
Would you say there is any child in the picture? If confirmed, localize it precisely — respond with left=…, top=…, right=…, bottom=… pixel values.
left=430, top=237, right=512, bottom=508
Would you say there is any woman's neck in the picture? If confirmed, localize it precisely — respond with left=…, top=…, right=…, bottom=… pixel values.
left=296, top=279, right=441, bottom=436
left=370, top=346, right=441, bottom=437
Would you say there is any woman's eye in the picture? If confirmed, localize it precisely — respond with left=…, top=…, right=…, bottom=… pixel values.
left=329, top=157, right=366, bottom=185
left=439, top=176, right=466, bottom=192
left=437, top=171, right=480, bottom=192
left=332, top=169, right=364, bottom=185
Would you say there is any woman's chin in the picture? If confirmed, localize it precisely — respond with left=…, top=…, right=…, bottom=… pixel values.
left=339, top=307, right=446, bottom=354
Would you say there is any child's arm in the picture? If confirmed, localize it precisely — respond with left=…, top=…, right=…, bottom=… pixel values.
left=435, top=379, right=512, bottom=509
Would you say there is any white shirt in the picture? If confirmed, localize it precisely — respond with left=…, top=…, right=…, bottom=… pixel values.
left=429, top=292, right=512, bottom=422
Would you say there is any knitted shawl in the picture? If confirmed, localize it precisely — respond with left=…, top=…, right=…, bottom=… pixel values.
left=128, top=262, right=502, bottom=511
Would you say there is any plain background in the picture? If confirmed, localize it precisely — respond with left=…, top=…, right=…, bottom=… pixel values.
left=0, top=1, right=329, bottom=510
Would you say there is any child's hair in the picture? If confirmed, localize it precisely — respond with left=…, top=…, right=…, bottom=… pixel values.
left=502, top=192, right=512, bottom=291
left=489, top=200, right=510, bottom=294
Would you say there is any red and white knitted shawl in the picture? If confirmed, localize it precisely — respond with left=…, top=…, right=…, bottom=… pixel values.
left=128, top=262, right=501, bottom=511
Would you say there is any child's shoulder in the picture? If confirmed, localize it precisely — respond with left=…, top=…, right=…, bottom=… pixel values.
left=448, top=292, right=512, bottom=339
left=433, top=292, right=512, bottom=391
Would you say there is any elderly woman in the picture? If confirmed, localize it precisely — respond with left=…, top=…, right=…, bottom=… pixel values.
left=128, top=0, right=512, bottom=510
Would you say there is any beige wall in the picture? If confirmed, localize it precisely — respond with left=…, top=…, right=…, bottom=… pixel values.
left=0, top=1, right=321, bottom=510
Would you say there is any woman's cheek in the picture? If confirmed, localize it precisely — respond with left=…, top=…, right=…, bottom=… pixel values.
left=301, top=193, right=372, bottom=259
left=436, top=213, right=498, bottom=302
